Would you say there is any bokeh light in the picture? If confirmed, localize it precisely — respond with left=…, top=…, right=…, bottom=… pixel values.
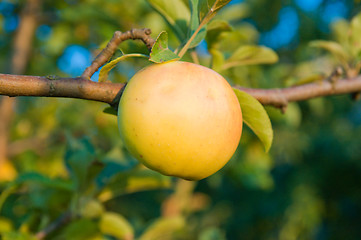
left=58, top=45, right=92, bottom=77
left=260, top=7, right=299, bottom=49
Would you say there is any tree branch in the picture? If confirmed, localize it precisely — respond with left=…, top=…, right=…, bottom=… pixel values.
left=0, top=74, right=124, bottom=105
left=81, top=28, right=155, bottom=79
left=1, top=73, right=361, bottom=108
left=1, top=27, right=361, bottom=109
left=235, top=76, right=361, bottom=109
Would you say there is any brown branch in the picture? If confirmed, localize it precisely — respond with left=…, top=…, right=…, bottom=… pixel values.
left=1, top=73, right=361, bottom=108
left=235, top=76, right=361, bottom=109
left=0, top=74, right=124, bottom=105
left=81, top=28, right=155, bottom=79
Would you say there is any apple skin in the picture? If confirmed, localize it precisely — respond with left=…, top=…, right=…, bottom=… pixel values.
left=118, top=61, right=242, bottom=180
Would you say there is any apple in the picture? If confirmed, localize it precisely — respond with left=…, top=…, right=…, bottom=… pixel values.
left=118, top=61, right=242, bottom=180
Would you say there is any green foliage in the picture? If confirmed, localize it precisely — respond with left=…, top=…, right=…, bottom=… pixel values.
left=99, top=54, right=149, bottom=82
left=310, top=12, right=361, bottom=77
left=188, top=0, right=207, bottom=48
left=146, top=0, right=190, bottom=42
left=233, top=88, right=273, bottom=152
left=2, top=232, right=37, bottom=240
left=223, top=45, right=278, bottom=69
left=99, top=212, right=134, bottom=240
left=149, top=31, right=180, bottom=63
left=53, top=219, right=100, bottom=240
left=139, top=216, right=185, bottom=240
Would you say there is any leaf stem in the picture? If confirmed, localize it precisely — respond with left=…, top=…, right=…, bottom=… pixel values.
left=178, top=18, right=209, bottom=58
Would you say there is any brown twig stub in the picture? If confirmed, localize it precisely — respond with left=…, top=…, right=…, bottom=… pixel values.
left=81, top=28, right=155, bottom=79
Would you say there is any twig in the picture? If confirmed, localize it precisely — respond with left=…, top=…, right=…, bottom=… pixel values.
left=35, top=211, right=72, bottom=239
left=1, top=73, right=361, bottom=109
left=81, top=28, right=155, bottom=79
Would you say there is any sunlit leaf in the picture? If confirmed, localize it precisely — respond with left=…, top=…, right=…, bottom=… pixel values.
left=209, top=48, right=224, bottom=72
left=188, top=0, right=207, bottom=48
left=98, top=53, right=149, bottom=82
left=233, top=88, right=273, bottom=152
left=0, top=217, right=13, bottom=233
left=178, top=0, right=231, bottom=57
left=309, top=40, right=350, bottom=67
left=146, top=0, right=190, bottom=41
left=350, top=12, right=361, bottom=57
left=213, top=0, right=232, bottom=11
left=149, top=31, right=180, bottom=63
left=199, top=227, right=226, bottom=240
left=139, top=216, right=185, bottom=240
left=2, top=232, right=37, bottom=240
left=206, top=19, right=232, bottom=48
left=99, top=212, right=134, bottom=240
left=223, top=45, right=278, bottom=69
left=215, top=2, right=249, bottom=22
left=98, top=169, right=171, bottom=202
left=331, top=19, right=350, bottom=46
left=80, top=199, right=105, bottom=219
left=54, top=219, right=100, bottom=240
left=198, top=0, right=216, bottom=21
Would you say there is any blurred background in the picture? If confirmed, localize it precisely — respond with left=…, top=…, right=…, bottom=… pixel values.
left=1, top=0, right=361, bottom=239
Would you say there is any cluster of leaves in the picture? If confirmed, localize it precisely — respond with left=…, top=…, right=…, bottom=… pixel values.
left=0, top=134, right=175, bottom=239
left=310, top=12, right=361, bottom=78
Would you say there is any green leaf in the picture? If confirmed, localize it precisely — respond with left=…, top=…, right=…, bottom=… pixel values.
left=2, top=232, right=37, bottom=240
left=309, top=40, right=350, bottom=67
left=213, top=0, right=232, bottom=11
left=64, top=135, right=97, bottom=191
left=54, top=219, right=100, bottom=240
left=198, top=0, right=215, bottom=20
left=98, top=53, right=149, bottom=82
left=350, top=12, right=361, bottom=57
left=215, top=2, right=249, bottom=22
left=178, top=0, right=231, bottom=57
left=98, top=169, right=171, bottom=202
left=149, top=31, right=180, bottom=63
left=188, top=0, right=207, bottom=48
left=206, top=19, right=232, bottom=48
left=223, top=45, right=278, bottom=70
left=0, top=217, right=13, bottom=233
left=80, top=199, right=105, bottom=219
left=199, top=227, right=226, bottom=240
left=99, top=212, right=134, bottom=240
left=139, top=216, right=185, bottom=240
left=233, top=88, right=273, bottom=152
left=331, top=19, right=350, bottom=46
left=209, top=49, right=224, bottom=72
left=15, top=172, right=74, bottom=191
left=146, top=0, right=190, bottom=42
